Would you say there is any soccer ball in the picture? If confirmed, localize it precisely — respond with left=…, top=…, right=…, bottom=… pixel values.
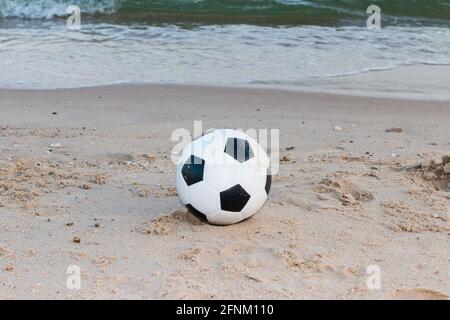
left=176, top=129, right=271, bottom=225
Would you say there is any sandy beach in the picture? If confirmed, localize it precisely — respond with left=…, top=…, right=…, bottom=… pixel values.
left=0, top=83, right=449, bottom=299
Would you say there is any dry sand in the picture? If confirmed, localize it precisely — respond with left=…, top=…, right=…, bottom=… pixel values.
left=0, top=84, right=449, bottom=299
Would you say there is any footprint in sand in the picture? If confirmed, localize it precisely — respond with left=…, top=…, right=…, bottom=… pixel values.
left=403, top=155, right=450, bottom=192
left=141, top=209, right=204, bottom=236
left=313, top=176, right=374, bottom=206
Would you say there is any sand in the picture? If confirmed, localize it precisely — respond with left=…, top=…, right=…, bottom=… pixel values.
left=0, top=84, right=449, bottom=299
left=285, top=64, right=450, bottom=101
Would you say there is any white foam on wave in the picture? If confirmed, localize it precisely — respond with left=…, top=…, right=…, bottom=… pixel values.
left=1, top=24, right=450, bottom=93
left=0, top=0, right=118, bottom=19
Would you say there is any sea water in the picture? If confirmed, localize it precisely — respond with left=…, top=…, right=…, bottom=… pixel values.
left=0, top=0, right=449, bottom=90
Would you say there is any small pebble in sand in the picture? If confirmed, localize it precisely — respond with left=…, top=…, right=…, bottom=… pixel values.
left=385, top=128, right=403, bottom=133
left=66, top=222, right=74, bottom=227
left=94, top=223, right=100, bottom=228
left=80, top=184, right=91, bottom=190
left=286, top=146, right=295, bottom=151
left=334, top=126, right=343, bottom=131
left=73, top=237, right=81, bottom=244
left=51, top=112, right=57, bottom=115
left=391, top=153, right=398, bottom=158
left=5, top=264, right=14, bottom=272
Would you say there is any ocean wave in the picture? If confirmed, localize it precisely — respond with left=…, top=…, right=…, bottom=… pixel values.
left=1, top=0, right=449, bottom=25
left=0, top=0, right=118, bottom=19
left=1, top=23, right=450, bottom=89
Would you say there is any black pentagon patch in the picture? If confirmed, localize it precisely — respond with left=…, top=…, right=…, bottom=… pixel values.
left=220, top=184, right=251, bottom=212
left=181, top=155, right=205, bottom=186
left=185, top=204, right=208, bottom=223
left=224, top=137, right=254, bottom=163
left=265, top=173, right=272, bottom=195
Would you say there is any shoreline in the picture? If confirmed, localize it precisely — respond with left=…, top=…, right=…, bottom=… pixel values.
left=2, top=64, right=449, bottom=102
left=0, top=84, right=449, bottom=299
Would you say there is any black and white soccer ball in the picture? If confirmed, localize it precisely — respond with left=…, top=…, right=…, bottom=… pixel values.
left=176, top=129, right=271, bottom=225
